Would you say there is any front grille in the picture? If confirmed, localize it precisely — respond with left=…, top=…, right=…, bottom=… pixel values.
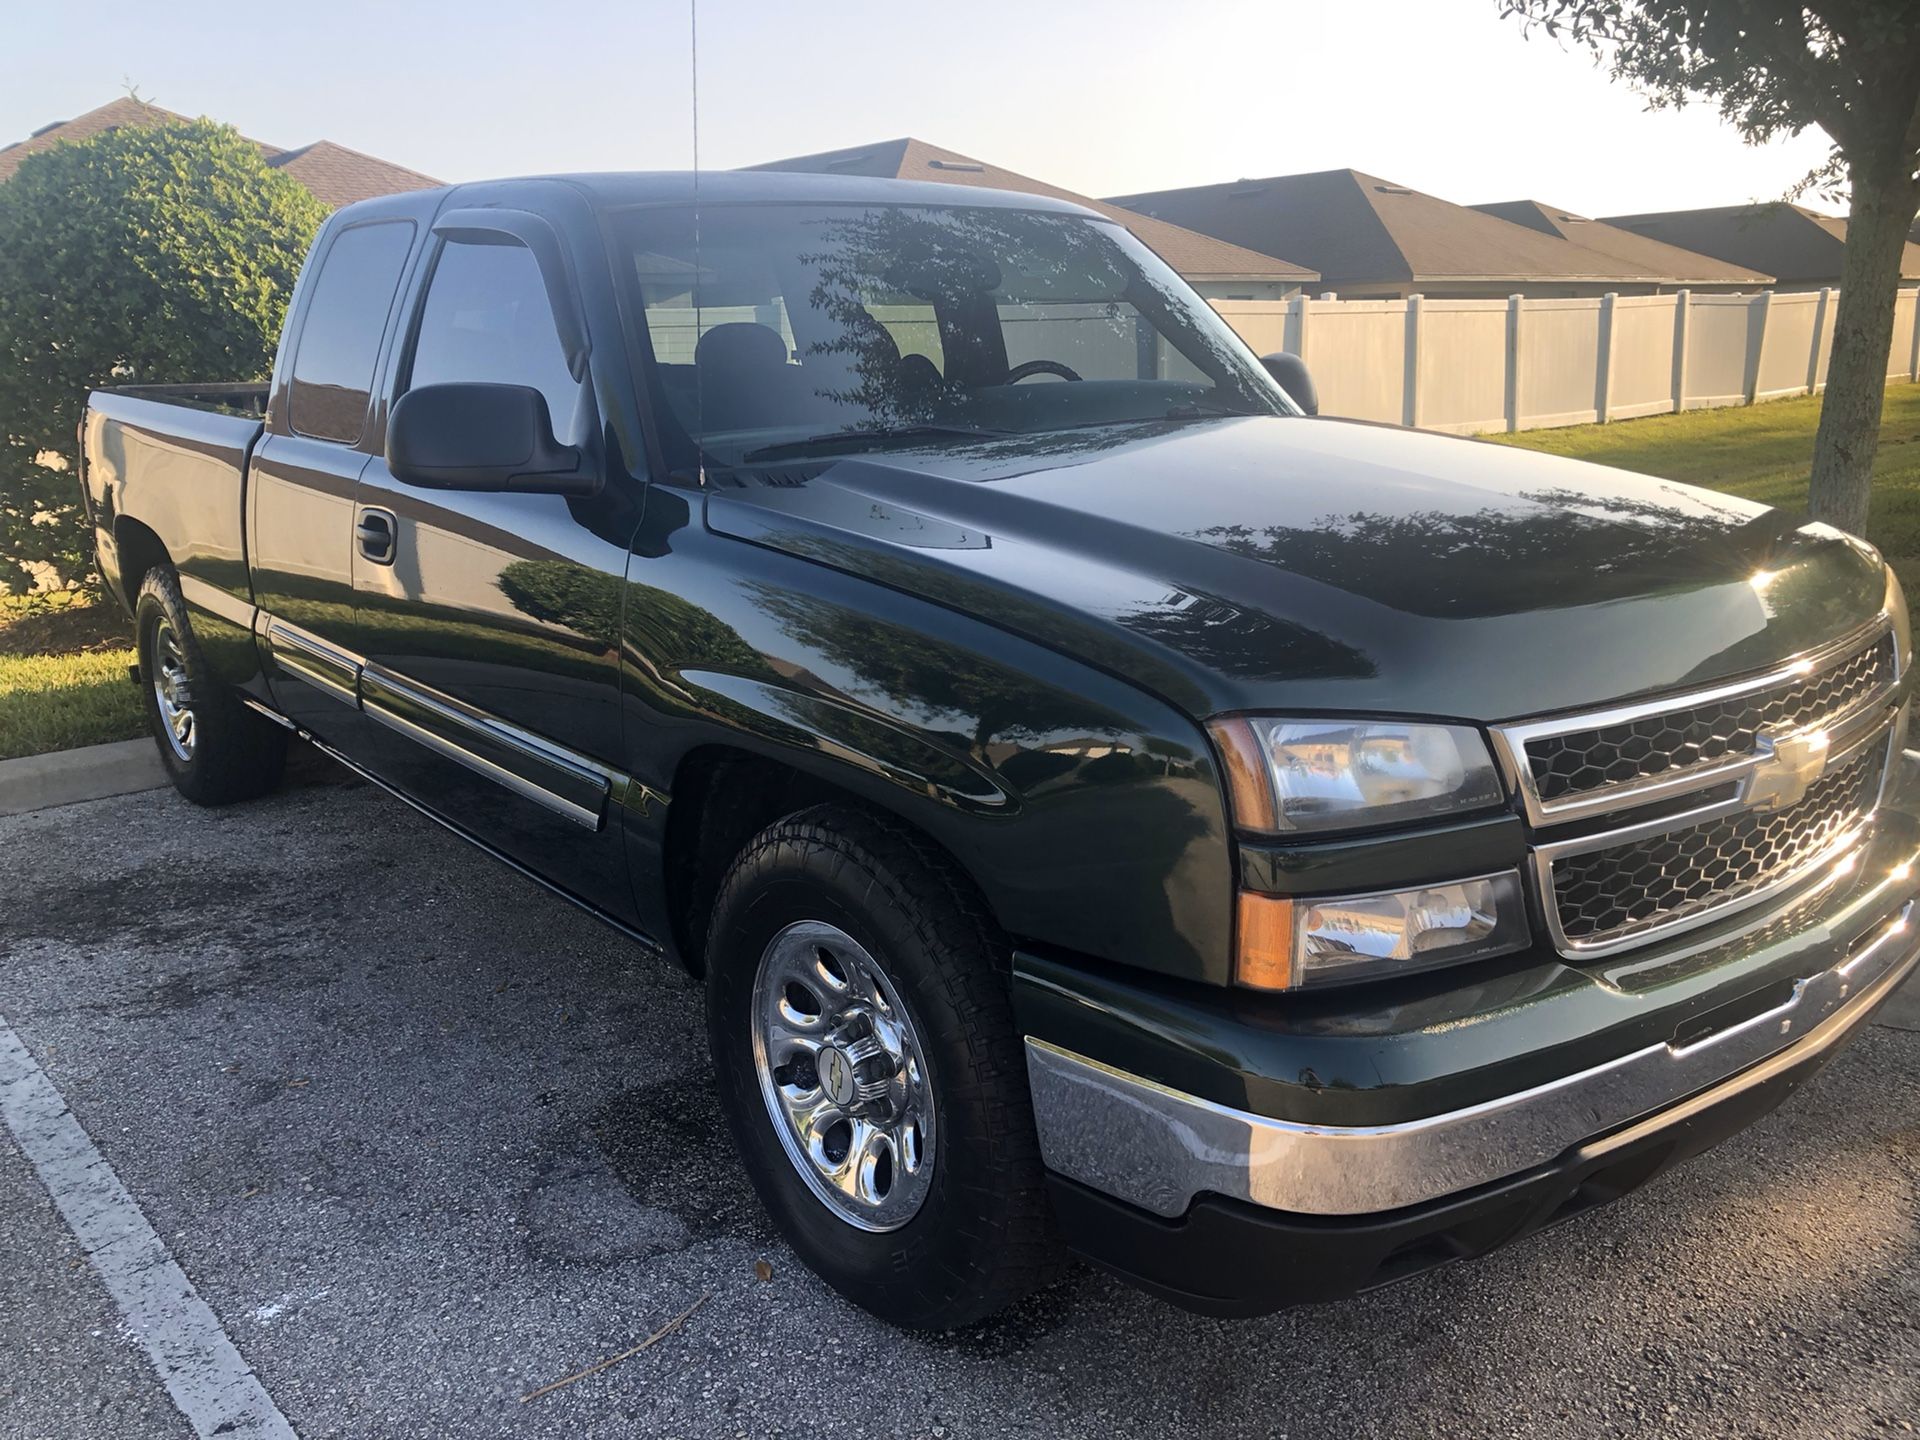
left=1550, top=741, right=1886, bottom=945
left=1528, top=632, right=1896, bottom=803
left=1497, top=619, right=1904, bottom=956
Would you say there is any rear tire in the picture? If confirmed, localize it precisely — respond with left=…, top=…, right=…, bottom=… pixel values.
left=705, top=804, right=1064, bottom=1329
left=134, top=566, right=287, bottom=806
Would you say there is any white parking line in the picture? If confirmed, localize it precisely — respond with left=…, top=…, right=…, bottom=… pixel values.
left=0, top=1018, right=297, bottom=1440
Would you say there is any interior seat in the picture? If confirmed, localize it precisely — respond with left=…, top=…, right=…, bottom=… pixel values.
left=695, top=322, right=801, bottom=431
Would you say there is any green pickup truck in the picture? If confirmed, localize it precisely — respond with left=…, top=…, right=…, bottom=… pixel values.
left=81, top=170, right=1919, bottom=1328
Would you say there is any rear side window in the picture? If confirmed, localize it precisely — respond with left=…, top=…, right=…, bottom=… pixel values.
left=288, top=221, right=416, bottom=444
left=408, top=239, right=582, bottom=439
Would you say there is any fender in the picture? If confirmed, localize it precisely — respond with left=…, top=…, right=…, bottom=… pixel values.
left=616, top=489, right=1237, bottom=985
left=679, top=670, right=1015, bottom=815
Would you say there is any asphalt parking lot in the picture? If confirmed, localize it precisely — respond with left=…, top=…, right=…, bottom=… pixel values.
left=4, top=750, right=1920, bottom=1440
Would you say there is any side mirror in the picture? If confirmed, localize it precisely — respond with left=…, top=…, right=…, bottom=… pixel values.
left=1260, top=352, right=1318, bottom=416
left=387, top=383, right=598, bottom=495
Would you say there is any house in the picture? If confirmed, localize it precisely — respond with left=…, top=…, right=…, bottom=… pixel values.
left=1469, top=200, right=1770, bottom=290
left=746, top=137, right=1318, bottom=300
left=0, top=97, right=438, bottom=207
left=1108, top=169, right=1714, bottom=299
left=1600, top=203, right=1920, bottom=292
left=251, top=138, right=439, bottom=209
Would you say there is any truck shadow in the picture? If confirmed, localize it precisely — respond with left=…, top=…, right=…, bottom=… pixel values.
left=587, top=1075, right=775, bottom=1247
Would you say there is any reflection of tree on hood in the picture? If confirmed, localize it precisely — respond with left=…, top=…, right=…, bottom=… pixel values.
left=1190, top=486, right=1808, bottom=618
left=1117, top=589, right=1377, bottom=683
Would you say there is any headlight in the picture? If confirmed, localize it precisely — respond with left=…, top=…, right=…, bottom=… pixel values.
left=1236, top=871, right=1532, bottom=990
left=1209, top=716, right=1505, bottom=834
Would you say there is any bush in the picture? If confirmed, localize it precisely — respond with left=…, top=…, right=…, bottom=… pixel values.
left=0, top=118, right=327, bottom=592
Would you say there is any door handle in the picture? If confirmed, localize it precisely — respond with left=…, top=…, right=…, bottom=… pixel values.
left=357, top=509, right=397, bottom=565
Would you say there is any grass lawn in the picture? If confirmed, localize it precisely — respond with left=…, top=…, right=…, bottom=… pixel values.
left=0, top=594, right=142, bottom=761
left=1490, top=384, right=1920, bottom=592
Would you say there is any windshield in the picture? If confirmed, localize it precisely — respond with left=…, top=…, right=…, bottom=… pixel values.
left=618, top=203, right=1295, bottom=471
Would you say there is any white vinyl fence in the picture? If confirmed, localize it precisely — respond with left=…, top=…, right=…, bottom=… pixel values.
left=1214, top=287, right=1920, bottom=434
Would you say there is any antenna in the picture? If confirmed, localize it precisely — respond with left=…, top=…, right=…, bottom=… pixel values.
left=690, top=0, right=706, bottom=487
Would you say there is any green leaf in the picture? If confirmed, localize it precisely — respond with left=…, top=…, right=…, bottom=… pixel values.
left=0, top=119, right=327, bottom=590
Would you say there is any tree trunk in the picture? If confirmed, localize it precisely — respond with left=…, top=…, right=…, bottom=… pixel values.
left=1807, top=168, right=1919, bottom=538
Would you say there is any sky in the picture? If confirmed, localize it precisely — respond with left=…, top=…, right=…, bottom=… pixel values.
left=1, top=0, right=1842, bottom=219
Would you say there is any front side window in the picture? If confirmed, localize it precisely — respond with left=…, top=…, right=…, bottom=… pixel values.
left=620, top=203, right=1291, bottom=470
left=288, top=221, right=416, bottom=444
left=407, top=239, right=584, bottom=440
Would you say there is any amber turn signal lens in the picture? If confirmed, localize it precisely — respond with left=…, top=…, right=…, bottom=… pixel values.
left=1208, top=717, right=1278, bottom=832
left=1235, top=891, right=1296, bottom=991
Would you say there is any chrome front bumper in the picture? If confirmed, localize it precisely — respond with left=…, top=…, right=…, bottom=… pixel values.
left=1026, top=893, right=1920, bottom=1220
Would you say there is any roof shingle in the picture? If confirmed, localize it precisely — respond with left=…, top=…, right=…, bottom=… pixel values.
left=0, top=98, right=207, bottom=182
left=0, top=98, right=437, bottom=207
left=1111, top=170, right=1696, bottom=288
left=266, top=140, right=439, bottom=207
left=1598, top=203, right=1920, bottom=284
left=1470, top=200, right=1771, bottom=284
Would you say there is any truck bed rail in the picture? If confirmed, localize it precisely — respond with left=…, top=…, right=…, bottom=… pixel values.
left=95, top=382, right=269, bottom=417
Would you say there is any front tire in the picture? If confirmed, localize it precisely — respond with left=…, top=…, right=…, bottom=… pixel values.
left=705, top=804, right=1063, bottom=1329
left=134, top=567, right=287, bottom=806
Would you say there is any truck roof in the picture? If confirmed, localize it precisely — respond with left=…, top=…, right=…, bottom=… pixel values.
left=332, top=169, right=1103, bottom=222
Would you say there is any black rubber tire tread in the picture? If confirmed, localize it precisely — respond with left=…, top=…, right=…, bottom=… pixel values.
left=134, top=566, right=287, bottom=806
left=705, top=802, right=1066, bottom=1329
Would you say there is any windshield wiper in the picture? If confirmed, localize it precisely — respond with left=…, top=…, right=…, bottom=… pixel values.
left=743, top=424, right=1012, bottom=462
left=1163, top=401, right=1257, bottom=421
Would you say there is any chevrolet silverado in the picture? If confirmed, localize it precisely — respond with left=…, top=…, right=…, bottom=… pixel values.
left=79, top=171, right=1920, bottom=1328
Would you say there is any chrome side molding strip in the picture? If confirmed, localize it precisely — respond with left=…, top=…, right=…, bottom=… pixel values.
left=239, top=696, right=298, bottom=730
left=1026, top=895, right=1918, bottom=1219
left=359, top=667, right=609, bottom=832
left=264, top=620, right=360, bottom=707
left=256, top=619, right=652, bottom=832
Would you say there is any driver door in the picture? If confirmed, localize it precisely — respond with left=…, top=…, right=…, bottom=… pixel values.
left=348, top=220, right=640, bottom=921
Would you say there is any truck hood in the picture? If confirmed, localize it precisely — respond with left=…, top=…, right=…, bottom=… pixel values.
left=704, top=416, right=1889, bottom=723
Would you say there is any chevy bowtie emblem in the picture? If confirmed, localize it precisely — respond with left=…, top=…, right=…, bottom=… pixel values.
left=1745, top=728, right=1830, bottom=812
left=819, top=1047, right=855, bottom=1107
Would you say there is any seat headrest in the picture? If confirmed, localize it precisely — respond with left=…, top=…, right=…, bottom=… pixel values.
left=696, top=322, right=788, bottom=372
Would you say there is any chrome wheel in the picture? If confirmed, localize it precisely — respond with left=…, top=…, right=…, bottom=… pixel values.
left=151, top=620, right=196, bottom=762
left=750, top=920, right=937, bottom=1231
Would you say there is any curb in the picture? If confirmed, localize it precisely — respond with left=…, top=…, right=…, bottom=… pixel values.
left=0, top=738, right=166, bottom=817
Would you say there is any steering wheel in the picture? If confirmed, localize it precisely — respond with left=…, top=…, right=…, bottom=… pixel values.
left=1004, top=359, right=1083, bottom=384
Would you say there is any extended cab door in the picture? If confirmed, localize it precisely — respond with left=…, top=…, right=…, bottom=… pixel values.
left=250, top=214, right=423, bottom=739
left=346, top=200, right=644, bottom=922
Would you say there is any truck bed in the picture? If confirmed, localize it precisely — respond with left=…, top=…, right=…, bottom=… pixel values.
left=81, top=385, right=268, bottom=646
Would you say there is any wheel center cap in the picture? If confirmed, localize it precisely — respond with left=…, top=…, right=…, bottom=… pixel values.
left=818, top=1045, right=858, bottom=1107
